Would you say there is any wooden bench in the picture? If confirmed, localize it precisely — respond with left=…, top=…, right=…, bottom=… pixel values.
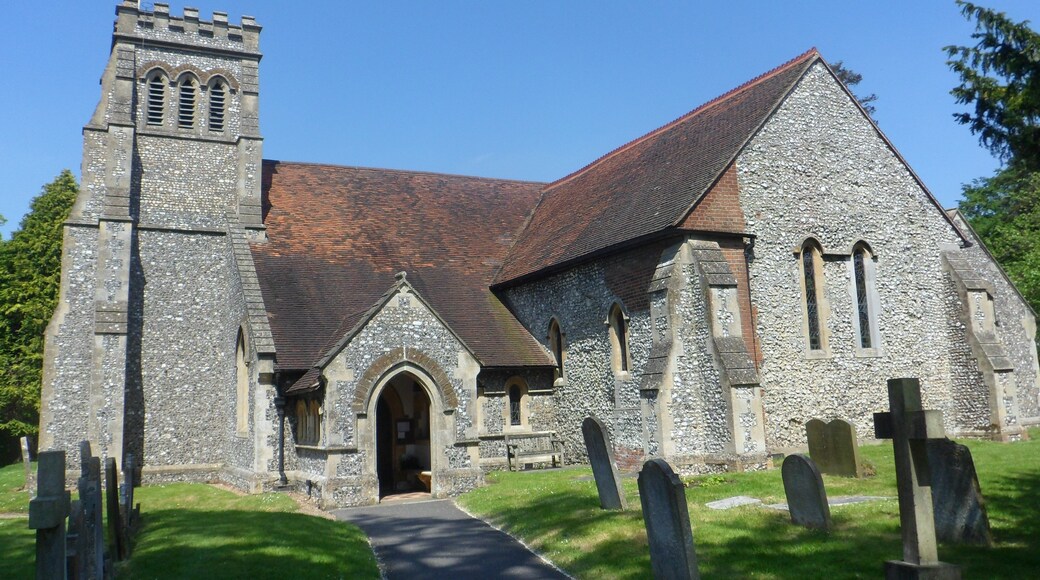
left=504, top=431, right=565, bottom=472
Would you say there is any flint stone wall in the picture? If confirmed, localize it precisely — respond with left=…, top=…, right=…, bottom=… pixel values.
left=735, top=62, right=976, bottom=448
left=500, top=246, right=660, bottom=464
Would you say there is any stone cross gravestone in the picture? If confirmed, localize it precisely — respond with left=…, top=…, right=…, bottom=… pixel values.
left=29, top=450, right=70, bottom=580
left=637, top=459, right=699, bottom=579
left=581, top=416, right=627, bottom=510
left=874, top=378, right=961, bottom=579
left=781, top=454, right=831, bottom=530
left=806, top=418, right=863, bottom=477
left=927, top=438, right=993, bottom=546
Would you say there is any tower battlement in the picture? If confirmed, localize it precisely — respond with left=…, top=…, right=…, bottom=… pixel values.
left=115, top=1, right=261, bottom=55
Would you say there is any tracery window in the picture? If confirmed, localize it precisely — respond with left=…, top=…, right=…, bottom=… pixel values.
left=208, top=79, right=226, bottom=131
left=800, top=240, right=825, bottom=351
left=178, top=76, right=198, bottom=129
left=608, top=303, right=630, bottom=373
left=503, top=377, right=529, bottom=429
left=509, top=385, right=522, bottom=426
left=851, top=243, right=879, bottom=352
left=853, top=249, right=871, bottom=348
left=146, top=73, right=166, bottom=126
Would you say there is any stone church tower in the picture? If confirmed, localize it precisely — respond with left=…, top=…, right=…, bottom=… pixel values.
left=40, top=2, right=276, bottom=488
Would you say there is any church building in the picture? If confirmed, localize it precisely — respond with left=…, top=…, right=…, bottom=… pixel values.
left=40, top=2, right=1040, bottom=507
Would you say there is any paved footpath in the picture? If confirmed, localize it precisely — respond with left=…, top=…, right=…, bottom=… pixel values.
left=333, top=499, right=570, bottom=579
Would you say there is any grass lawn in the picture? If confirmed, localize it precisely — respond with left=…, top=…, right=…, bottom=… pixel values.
left=0, top=462, right=379, bottom=579
left=458, top=431, right=1040, bottom=579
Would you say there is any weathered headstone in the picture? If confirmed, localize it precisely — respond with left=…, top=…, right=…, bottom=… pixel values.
left=781, top=454, right=831, bottom=530
left=806, top=418, right=863, bottom=477
left=874, top=378, right=961, bottom=579
left=20, top=436, right=34, bottom=498
left=927, top=438, right=993, bottom=546
left=79, top=441, right=104, bottom=579
left=581, top=416, right=627, bottom=510
left=121, top=453, right=141, bottom=535
left=29, top=450, right=70, bottom=580
left=637, top=459, right=699, bottom=579
left=105, top=457, right=128, bottom=561
left=66, top=498, right=86, bottom=580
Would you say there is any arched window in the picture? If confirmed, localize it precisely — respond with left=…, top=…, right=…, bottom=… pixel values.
left=852, top=243, right=878, bottom=351
left=208, top=79, right=226, bottom=132
left=146, top=73, right=166, bottom=126
left=235, top=331, right=249, bottom=436
left=608, top=303, right=630, bottom=373
left=548, top=319, right=564, bottom=379
left=800, top=240, right=825, bottom=351
left=178, top=76, right=198, bottom=128
left=509, top=385, right=522, bottom=426
left=503, top=377, right=528, bottom=429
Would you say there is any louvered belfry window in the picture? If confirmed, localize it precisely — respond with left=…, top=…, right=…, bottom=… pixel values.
left=147, top=75, right=165, bottom=126
left=178, top=78, right=197, bottom=128
left=802, top=246, right=822, bottom=350
left=854, top=249, right=872, bottom=349
left=209, top=81, right=226, bottom=131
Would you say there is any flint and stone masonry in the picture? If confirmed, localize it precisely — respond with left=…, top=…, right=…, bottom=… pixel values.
left=40, top=3, right=1039, bottom=507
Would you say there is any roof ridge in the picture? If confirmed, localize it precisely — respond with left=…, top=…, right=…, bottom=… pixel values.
left=541, top=47, right=821, bottom=192
left=262, top=159, right=548, bottom=186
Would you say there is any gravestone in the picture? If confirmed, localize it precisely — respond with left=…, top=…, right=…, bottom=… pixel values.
left=20, top=436, right=34, bottom=498
left=29, top=450, right=70, bottom=579
left=781, top=454, right=831, bottom=530
left=105, top=457, right=128, bottom=561
left=581, top=416, right=627, bottom=510
left=637, top=459, right=699, bottom=579
left=927, top=438, right=993, bottom=546
left=806, top=418, right=863, bottom=477
left=79, top=441, right=105, bottom=579
left=874, top=378, right=961, bottom=579
left=121, top=453, right=141, bottom=535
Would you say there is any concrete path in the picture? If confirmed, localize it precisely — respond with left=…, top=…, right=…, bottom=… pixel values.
left=333, top=499, right=569, bottom=579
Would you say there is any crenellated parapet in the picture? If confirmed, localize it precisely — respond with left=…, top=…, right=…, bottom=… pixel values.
left=115, top=1, right=261, bottom=56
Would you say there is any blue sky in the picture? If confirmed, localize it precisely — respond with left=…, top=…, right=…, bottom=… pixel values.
left=2, top=1, right=1039, bottom=239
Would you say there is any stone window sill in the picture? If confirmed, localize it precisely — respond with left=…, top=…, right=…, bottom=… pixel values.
left=854, top=347, right=883, bottom=358
left=294, top=444, right=357, bottom=454
left=804, top=349, right=832, bottom=360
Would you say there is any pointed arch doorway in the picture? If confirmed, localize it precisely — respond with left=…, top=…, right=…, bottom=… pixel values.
left=374, top=371, right=433, bottom=498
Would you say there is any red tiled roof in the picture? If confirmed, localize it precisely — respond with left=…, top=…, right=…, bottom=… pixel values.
left=251, top=161, right=554, bottom=371
left=495, top=49, right=821, bottom=285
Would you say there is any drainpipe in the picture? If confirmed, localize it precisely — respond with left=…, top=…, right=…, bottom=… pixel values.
left=275, top=395, right=288, bottom=486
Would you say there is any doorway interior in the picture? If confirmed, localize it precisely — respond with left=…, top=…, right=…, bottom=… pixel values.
left=375, top=372, right=432, bottom=498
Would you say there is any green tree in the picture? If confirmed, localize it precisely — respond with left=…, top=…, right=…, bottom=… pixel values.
left=947, top=1, right=1040, bottom=314
left=0, top=170, right=77, bottom=446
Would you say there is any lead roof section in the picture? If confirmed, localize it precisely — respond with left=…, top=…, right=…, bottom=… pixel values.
left=251, top=161, right=555, bottom=371
left=495, top=49, right=821, bottom=286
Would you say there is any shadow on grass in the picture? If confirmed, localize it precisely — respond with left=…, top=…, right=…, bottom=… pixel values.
left=951, top=466, right=1040, bottom=578
left=118, top=509, right=378, bottom=579
left=470, top=463, right=1040, bottom=579
left=0, top=518, right=34, bottom=579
